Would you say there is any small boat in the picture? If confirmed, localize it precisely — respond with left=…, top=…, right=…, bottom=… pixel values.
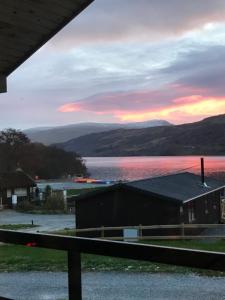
left=74, top=177, right=97, bottom=183
left=74, top=177, right=114, bottom=184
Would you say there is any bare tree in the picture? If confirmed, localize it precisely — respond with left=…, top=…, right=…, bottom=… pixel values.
left=0, top=128, right=30, bottom=146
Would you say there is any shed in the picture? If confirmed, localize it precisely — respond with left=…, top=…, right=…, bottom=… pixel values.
left=75, top=172, right=225, bottom=237
left=0, top=169, right=36, bottom=208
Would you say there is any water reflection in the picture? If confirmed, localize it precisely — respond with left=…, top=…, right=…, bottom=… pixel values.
left=85, top=156, right=225, bottom=181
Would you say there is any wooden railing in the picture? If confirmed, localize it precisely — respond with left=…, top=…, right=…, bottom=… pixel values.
left=1, top=229, right=225, bottom=299
left=74, top=223, right=225, bottom=240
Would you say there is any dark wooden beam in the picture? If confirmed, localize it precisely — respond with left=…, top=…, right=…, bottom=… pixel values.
left=0, top=0, right=95, bottom=93
left=1, top=230, right=225, bottom=272
left=4, top=0, right=94, bottom=76
left=68, top=250, right=82, bottom=300
left=0, top=74, right=6, bottom=93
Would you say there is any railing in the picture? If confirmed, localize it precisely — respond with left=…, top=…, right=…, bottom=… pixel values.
left=74, top=223, right=225, bottom=240
left=1, top=230, right=225, bottom=299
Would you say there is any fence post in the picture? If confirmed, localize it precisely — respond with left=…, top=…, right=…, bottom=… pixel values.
left=101, top=226, right=105, bottom=238
left=181, top=223, right=185, bottom=239
left=139, top=224, right=142, bottom=240
left=68, top=250, right=82, bottom=300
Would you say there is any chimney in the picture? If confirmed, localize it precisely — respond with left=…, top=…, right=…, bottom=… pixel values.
left=201, top=157, right=207, bottom=187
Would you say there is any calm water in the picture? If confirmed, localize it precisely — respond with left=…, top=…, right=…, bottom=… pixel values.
left=84, top=156, right=225, bottom=181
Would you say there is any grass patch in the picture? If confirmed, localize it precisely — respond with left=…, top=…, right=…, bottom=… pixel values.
left=52, top=228, right=76, bottom=236
left=1, top=239, right=225, bottom=275
left=21, top=210, right=67, bottom=215
left=0, top=244, right=187, bottom=273
left=0, top=245, right=66, bottom=272
left=85, top=239, right=225, bottom=275
left=0, top=224, right=39, bottom=230
left=143, top=239, right=225, bottom=252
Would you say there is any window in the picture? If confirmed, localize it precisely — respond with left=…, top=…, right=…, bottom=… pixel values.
left=180, top=206, right=183, bottom=214
left=14, top=188, right=27, bottom=197
left=188, top=202, right=195, bottom=223
left=205, top=199, right=209, bottom=214
left=7, top=189, right=12, bottom=198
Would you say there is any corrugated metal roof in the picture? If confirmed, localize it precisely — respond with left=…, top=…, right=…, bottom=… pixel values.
left=0, top=0, right=94, bottom=92
left=125, top=172, right=225, bottom=203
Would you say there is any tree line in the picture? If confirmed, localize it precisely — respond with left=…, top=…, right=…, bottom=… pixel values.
left=0, top=128, right=87, bottom=179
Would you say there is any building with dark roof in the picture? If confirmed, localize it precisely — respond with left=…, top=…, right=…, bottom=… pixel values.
left=75, top=172, right=225, bottom=237
left=0, top=169, right=36, bottom=208
left=126, top=172, right=224, bottom=204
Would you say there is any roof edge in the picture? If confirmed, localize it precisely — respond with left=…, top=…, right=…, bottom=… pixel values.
left=0, top=74, right=6, bottom=93
left=183, top=185, right=225, bottom=203
left=5, top=0, right=94, bottom=77
left=72, top=183, right=123, bottom=201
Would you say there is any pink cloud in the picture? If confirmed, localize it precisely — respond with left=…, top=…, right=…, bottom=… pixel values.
left=58, top=103, right=81, bottom=112
left=57, top=87, right=225, bottom=124
left=173, top=95, right=203, bottom=104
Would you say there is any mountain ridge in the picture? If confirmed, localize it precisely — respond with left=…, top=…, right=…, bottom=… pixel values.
left=24, top=119, right=172, bottom=145
left=55, top=114, right=225, bottom=156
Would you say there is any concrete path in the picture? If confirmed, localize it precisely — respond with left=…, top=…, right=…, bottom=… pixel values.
left=0, top=272, right=225, bottom=300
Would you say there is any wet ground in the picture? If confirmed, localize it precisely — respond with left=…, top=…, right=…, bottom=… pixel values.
left=0, top=210, right=75, bottom=232
left=0, top=271, right=225, bottom=300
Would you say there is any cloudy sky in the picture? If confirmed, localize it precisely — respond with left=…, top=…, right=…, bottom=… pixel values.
left=1, top=0, right=225, bottom=129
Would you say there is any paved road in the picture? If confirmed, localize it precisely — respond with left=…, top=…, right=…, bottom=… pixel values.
left=0, top=210, right=75, bottom=232
left=0, top=272, right=225, bottom=300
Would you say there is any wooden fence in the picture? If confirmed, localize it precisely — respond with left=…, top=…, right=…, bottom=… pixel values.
left=2, top=230, right=225, bottom=299
left=74, top=223, right=225, bottom=240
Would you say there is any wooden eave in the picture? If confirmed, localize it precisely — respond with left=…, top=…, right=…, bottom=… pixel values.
left=0, top=0, right=94, bottom=93
left=0, top=74, right=6, bottom=92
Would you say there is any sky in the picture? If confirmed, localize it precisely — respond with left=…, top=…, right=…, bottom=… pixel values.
left=1, top=0, right=225, bottom=129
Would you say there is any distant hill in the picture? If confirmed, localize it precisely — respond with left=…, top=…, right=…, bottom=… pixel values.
left=24, top=120, right=171, bottom=145
left=55, top=114, right=225, bottom=156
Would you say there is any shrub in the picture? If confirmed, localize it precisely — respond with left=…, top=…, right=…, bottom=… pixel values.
left=45, top=185, right=52, bottom=200
left=16, top=200, right=35, bottom=212
left=43, top=194, right=65, bottom=212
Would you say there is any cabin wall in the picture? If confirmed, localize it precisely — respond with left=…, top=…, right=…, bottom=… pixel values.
left=75, top=188, right=181, bottom=237
left=0, top=186, right=33, bottom=208
left=183, top=190, right=222, bottom=224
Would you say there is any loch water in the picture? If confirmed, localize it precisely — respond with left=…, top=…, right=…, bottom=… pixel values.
left=84, top=156, right=225, bottom=181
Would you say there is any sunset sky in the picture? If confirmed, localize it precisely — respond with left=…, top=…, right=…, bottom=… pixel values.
left=1, top=0, right=225, bottom=129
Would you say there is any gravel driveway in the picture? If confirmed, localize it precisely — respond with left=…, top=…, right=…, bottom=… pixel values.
left=0, top=272, right=225, bottom=300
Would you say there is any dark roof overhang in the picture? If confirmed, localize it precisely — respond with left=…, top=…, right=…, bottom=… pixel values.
left=72, top=183, right=123, bottom=202
left=73, top=183, right=183, bottom=205
left=125, top=182, right=225, bottom=204
left=0, top=0, right=94, bottom=93
left=74, top=180, right=225, bottom=205
left=183, top=185, right=225, bottom=203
